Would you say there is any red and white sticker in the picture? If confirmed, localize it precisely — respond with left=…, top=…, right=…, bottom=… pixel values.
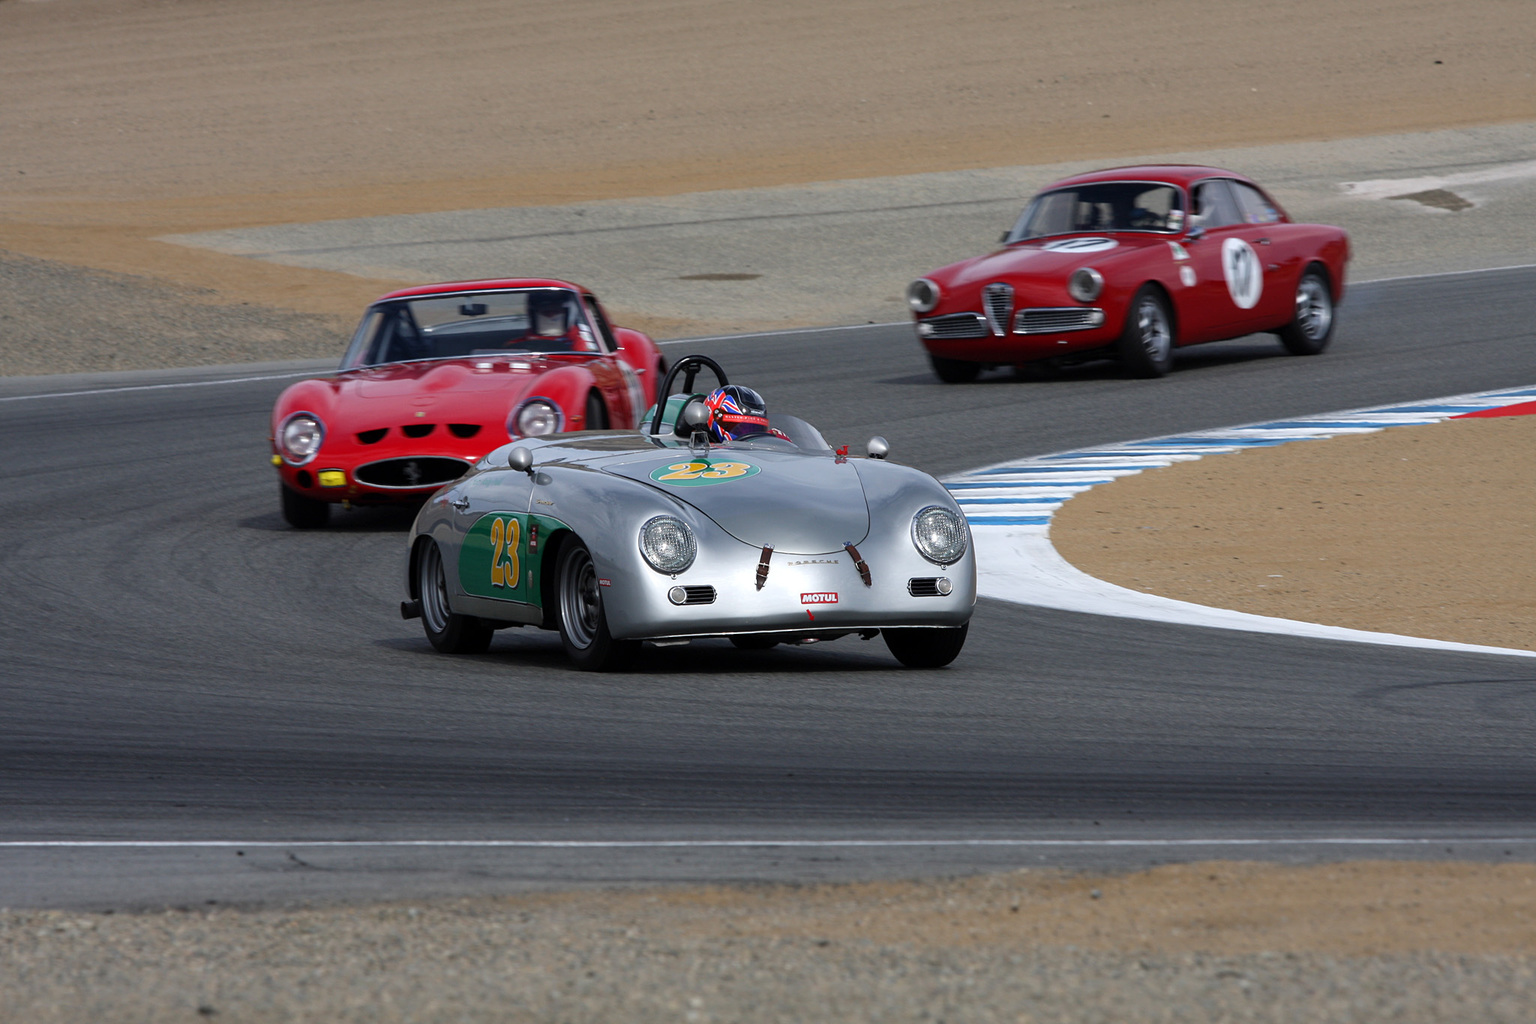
left=800, top=592, right=839, bottom=605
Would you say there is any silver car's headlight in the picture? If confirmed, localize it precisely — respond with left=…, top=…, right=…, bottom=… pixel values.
left=639, top=515, right=696, bottom=574
left=912, top=506, right=967, bottom=565
left=1068, top=267, right=1104, bottom=302
left=509, top=398, right=562, bottom=438
left=278, top=412, right=324, bottom=465
left=907, top=278, right=941, bottom=313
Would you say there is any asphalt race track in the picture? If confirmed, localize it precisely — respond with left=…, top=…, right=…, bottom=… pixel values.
left=3, top=266, right=1536, bottom=910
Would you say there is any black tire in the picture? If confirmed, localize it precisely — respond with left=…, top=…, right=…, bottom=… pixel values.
left=929, top=355, right=981, bottom=383
left=1277, top=267, right=1334, bottom=355
left=1117, top=285, right=1175, bottom=378
left=556, top=538, right=637, bottom=671
left=280, top=483, right=330, bottom=529
left=415, top=541, right=494, bottom=654
left=730, top=635, right=779, bottom=651
left=883, top=623, right=968, bottom=668
left=584, top=391, right=609, bottom=430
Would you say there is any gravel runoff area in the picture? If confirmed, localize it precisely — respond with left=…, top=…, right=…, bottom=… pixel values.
left=4, top=0, right=1536, bottom=1018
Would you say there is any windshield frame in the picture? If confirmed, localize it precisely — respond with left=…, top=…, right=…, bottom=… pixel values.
left=1004, top=180, right=1188, bottom=243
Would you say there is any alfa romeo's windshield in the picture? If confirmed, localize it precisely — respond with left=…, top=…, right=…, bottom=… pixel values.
left=341, top=289, right=601, bottom=369
left=1006, top=182, right=1185, bottom=241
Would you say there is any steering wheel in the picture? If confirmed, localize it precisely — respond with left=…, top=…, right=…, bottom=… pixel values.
left=648, top=354, right=729, bottom=435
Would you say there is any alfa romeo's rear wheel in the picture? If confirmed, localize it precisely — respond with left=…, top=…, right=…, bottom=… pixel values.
left=1278, top=268, right=1334, bottom=355
left=416, top=541, right=493, bottom=654
left=929, top=355, right=981, bottom=383
left=280, top=483, right=330, bottom=529
left=1117, top=285, right=1174, bottom=378
left=556, top=539, right=637, bottom=671
left=883, top=623, right=969, bottom=668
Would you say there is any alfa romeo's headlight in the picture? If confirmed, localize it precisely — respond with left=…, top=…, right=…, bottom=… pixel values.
left=639, top=515, right=696, bottom=574
left=912, top=506, right=967, bottom=565
left=278, top=412, right=324, bottom=465
left=509, top=399, right=562, bottom=438
left=907, top=278, right=941, bottom=314
left=1068, top=267, right=1104, bottom=302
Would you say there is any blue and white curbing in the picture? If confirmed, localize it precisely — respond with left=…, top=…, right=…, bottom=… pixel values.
left=945, top=385, right=1536, bottom=658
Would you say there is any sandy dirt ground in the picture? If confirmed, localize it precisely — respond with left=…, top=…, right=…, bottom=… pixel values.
left=4, top=0, right=1536, bottom=1016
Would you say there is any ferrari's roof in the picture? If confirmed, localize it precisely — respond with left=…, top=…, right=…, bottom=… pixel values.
left=1037, top=165, right=1254, bottom=191
left=373, top=278, right=586, bottom=303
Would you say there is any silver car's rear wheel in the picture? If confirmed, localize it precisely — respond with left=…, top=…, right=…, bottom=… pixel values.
left=416, top=540, right=493, bottom=654
left=556, top=539, right=637, bottom=671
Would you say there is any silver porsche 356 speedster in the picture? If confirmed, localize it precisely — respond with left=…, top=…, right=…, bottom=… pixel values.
left=402, top=355, right=975, bottom=670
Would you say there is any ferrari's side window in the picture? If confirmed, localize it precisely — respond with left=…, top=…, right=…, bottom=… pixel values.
left=1192, top=180, right=1243, bottom=229
left=583, top=295, right=619, bottom=352
left=1231, top=181, right=1283, bottom=224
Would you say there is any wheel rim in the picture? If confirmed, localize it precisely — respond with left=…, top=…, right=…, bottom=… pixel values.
left=1136, top=296, right=1171, bottom=362
left=560, top=545, right=602, bottom=650
left=418, top=543, right=451, bottom=634
left=1295, top=276, right=1332, bottom=341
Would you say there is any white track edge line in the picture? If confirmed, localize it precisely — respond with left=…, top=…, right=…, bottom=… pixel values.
left=4, top=838, right=1535, bottom=849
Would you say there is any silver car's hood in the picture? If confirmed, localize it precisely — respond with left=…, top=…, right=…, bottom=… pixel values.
left=602, top=446, right=869, bottom=554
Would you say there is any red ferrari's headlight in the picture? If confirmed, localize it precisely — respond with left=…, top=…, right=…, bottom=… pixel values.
left=278, top=412, right=324, bottom=465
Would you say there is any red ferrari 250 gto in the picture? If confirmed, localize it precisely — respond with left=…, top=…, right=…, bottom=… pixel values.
left=907, top=165, right=1350, bottom=381
left=270, top=278, right=664, bottom=528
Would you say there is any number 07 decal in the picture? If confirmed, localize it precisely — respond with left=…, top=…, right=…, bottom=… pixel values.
left=649, top=459, right=760, bottom=486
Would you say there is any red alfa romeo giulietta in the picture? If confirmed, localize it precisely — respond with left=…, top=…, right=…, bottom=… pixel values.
left=269, top=278, right=664, bottom=528
left=906, top=165, right=1350, bottom=382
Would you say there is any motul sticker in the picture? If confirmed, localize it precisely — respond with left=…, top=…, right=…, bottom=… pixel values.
left=801, top=592, right=839, bottom=605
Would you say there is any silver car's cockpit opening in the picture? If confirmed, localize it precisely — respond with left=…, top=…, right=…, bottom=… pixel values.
left=1005, top=181, right=1185, bottom=242
left=340, top=289, right=606, bottom=369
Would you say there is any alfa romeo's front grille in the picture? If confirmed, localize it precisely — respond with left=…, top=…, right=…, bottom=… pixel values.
left=680, top=585, right=716, bottom=605
left=918, top=313, right=988, bottom=339
left=983, top=283, right=1015, bottom=337
left=1013, top=307, right=1107, bottom=334
left=354, top=457, right=470, bottom=490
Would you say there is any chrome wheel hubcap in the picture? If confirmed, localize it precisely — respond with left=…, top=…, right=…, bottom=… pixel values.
left=1137, top=297, right=1171, bottom=362
left=1295, top=277, right=1332, bottom=340
left=561, top=547, right=601, bottom=649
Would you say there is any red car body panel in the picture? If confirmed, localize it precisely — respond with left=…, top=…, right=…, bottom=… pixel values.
left=270, top=278, right=663, bottom=508
left=911, top=165, right=1350, bottom=368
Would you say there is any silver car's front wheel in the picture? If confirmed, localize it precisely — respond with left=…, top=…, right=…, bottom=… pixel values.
left=416, top=540, right=493, bottom=654
left=556, top=539, right=637, bottom=671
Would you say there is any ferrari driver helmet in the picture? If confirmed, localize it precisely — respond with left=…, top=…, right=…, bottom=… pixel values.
left=703, top=384, right=770, bottom=442
left=528, top=289, right=571, bottom=337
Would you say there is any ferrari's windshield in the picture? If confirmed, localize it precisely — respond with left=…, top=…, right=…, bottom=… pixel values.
left=1006, top=182, right=1185, bottom=241
left=340, top=289, right=601, bottom=369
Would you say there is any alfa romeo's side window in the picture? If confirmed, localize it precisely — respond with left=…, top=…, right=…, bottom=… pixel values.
left=1231, top=181, right=1282, bottom=224
left=1192, top=180, right=1242, bottom=229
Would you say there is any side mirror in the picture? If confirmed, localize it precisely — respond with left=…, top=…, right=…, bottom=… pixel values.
left=1186, top=213, right=1205, bottom=242
left=508, top=446, right=534, bottom=474
left=866, top=436, right=889, bottom=460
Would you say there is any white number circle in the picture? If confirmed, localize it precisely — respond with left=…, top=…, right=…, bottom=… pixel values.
left=1221, top=238, right=1263, bottom=310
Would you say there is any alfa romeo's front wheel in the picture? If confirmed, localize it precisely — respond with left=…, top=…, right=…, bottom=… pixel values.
left=1117, top=285, right=1174, bottom=378
left=929, top=355, right=981, bottom=383
left=556, top=539, right=637, bottom=671
left=416, top=541, right=494, bottom=654
left=883, top=623, right=968, bottom=668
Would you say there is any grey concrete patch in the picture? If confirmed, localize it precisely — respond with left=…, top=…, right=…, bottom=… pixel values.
left=162, top=123, right=1536, bottom=335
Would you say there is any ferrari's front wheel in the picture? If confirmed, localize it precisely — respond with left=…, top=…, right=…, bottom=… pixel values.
left=556, top=539, right=637, bottom=671
left=1278, top=267, right=1334, bottom=355
left=929, top=354, right=981, bottom=383
left=1117, top=285, right=1174, bottom=378
left=416, top=541, right=494, bottom=654
left=280, top=483, right=330, bottom=529
left=883, top=623, right=968, bottom=668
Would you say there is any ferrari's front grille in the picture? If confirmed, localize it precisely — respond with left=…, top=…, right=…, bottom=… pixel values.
left=401, top=423, right=435, bottom=439
left=354, top=457, right=470, bottom=490
left=983, top=283, right=1015, bottom=337
left=918, top=313, right=988, bottom=339
left=356, top=428, right=387, bottom=445
left=679, top=585, right=716, bottom=605
left=1013, top=307, right=1107, bottom=334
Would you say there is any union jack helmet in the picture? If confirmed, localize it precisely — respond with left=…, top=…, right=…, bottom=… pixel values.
left=703, top=385, right=770, bottom=442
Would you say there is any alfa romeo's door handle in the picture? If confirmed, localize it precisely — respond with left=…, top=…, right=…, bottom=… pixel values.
left=1256, top=237, right=1272, bottom=245
left=449, top=495, right=470, bottom=512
